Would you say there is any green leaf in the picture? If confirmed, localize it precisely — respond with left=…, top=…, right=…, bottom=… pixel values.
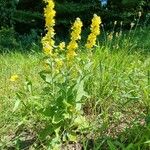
left=67, top=132, right=77, bottom=142
left=39, top=70, right=52, bottom=83
left=40, top=106, right=55, bottom=117
left=107, top=140, right=117, bottom=150
left=125, top=143, right=134, bottom=149
left=63, top=99, right=72, bottom=108
left=76, top=80, right=87, bottom=102
left=73, top=116, right=89, bottom=129
left=39, top=125, right=54, bottom=140
left=52, top=111, right=64, bottom=124
left=13, top=99, right=21, bottom=112
left=145, top=140, right=150, bottom=144
left=145, top=115, right=150, bottom=124
left=75, top=79, right=88, bottom=111
left=25, top=80, right=32, bottom=93
left=84, top=62, right=93, bottom=70
left=50, top=136, right=61, bottom=150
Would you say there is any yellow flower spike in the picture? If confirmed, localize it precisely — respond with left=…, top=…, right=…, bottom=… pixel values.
left=42, top=0, right=56, bottom=56
left=85, top=14, right=102, bottom=49
left=70, top=18, right=83, bottom=41
left=10, top=75, right=19, bottom=82
left=67, top=18, right=83, bottom=61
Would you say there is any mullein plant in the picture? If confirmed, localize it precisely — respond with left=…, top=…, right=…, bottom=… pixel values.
left=39, top=0, right=102, bottom=148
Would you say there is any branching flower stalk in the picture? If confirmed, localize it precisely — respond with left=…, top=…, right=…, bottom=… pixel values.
left=85, top=14, right=102, bottom=49
left=41, top=0, right=56, bottom=56
left=67, top=18, right=83, bottom=60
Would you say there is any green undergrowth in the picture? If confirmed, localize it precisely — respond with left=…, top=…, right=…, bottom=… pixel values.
left=0, top=25, right=150, bottom=150
left=0, top=46, right=150, bottom=149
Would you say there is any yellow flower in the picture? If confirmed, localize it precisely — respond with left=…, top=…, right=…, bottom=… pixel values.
left=67, top=18, right=83, bottom=60
left=55, top=58, right=63, bottom=68
left=67, top=41, right=78, bottom=50
left=67, top=50, right=77, bottom=60
left=42, top=40, right=53, bottom=55
left=70, top=18, right=83, bottom=41
left=85, top=14, right=102, bottom=49
left=10, top=75, right=19, bottom=82
left=58, top=42, right=65, bottom=50
left=54, top=58, right=64, bottom=73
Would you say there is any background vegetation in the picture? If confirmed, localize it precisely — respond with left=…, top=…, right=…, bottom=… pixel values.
left=0, top=0, right=149, bottom=53
left=0, top=0, right=150, bottom=32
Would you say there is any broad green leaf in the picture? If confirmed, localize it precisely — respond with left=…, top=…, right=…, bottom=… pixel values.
left=76, top=80, right=87, bottom=102
left=52, top=111, right=64, bottom=124
left=51, top=136, right=61, bottom=150
left=73, top=116, right=89, bottom=129
left=39, top=70, right=52, bottom=83
left=39, top=125, right=54, bottom=140
left=40, top=106, right=55, bottom=117
left=76, top=79, right=88, bottom=111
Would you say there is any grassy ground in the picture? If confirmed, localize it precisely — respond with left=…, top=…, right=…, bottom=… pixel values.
left=0, top=53, right=42, bottom=145
left=0, top=27, right=150, bottom=149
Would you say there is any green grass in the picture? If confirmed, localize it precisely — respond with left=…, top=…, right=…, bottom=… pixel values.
left=0, top=28, right=150, bottom=149
left=0, top=52, right=42, bottom=145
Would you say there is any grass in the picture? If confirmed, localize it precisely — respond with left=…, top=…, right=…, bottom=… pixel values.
left=0, top=52, right=42, bottom=144
left=0, top=27, right=150, bottom=149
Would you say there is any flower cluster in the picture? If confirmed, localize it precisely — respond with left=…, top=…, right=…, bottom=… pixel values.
left=41, top=0, right=56, bottom=56
left=55, top=58, right=63, bottom=72
left=58, top=42, right=65, bottom=51
left=10, top=74, right=19, bottom=82
left=85, top=14, right=102, bottom=49
left=41, top=0, right=102, bottom=64
left=67, top=18, right=83, bottom=60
